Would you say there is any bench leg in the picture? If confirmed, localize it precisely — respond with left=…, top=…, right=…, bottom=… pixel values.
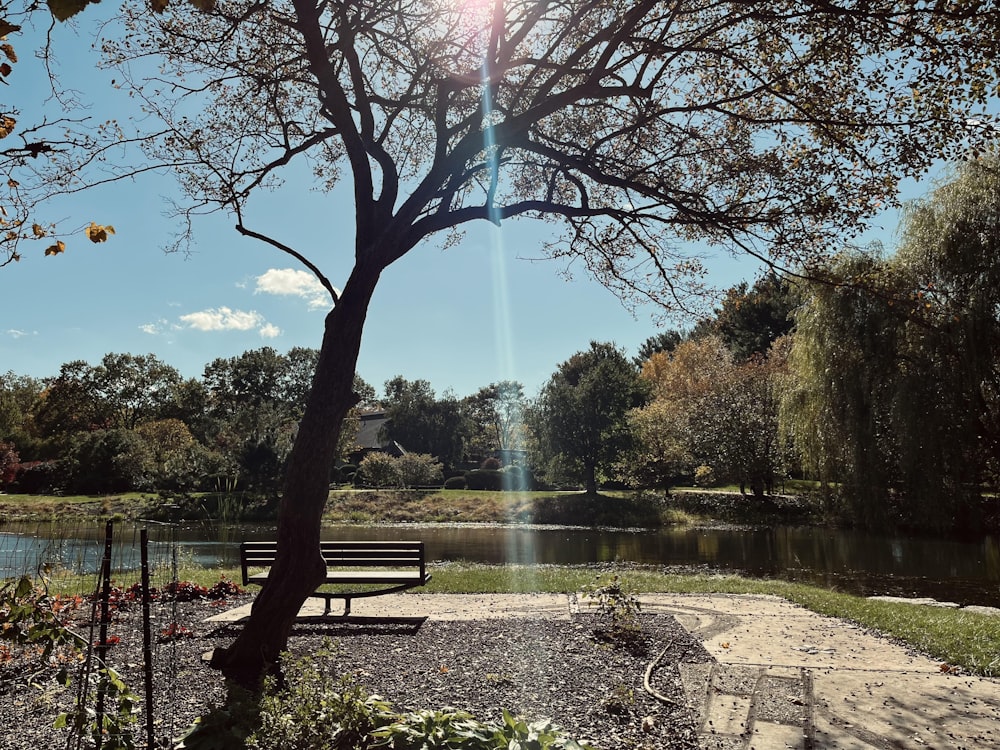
left=343, top=597, right=351, bottom=617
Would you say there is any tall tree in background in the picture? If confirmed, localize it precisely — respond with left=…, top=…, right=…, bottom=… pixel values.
left=381, top=376, right=471, bottom=469
left=785, top=158, right=1000, bottom=531
left=463, top=380, right=526, bottom=453
left=531, top=341, right=646, bottom=494
left=629, top=335, right=733, bottom=487
left=48, top=0, right=1000, bottom=682
left=708, top=274, right=799, bottom=361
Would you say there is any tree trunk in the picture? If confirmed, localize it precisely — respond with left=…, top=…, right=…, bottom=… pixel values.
left=209, top=264, right=380, bottom=687
left=584, top=462, right=598, bottom=495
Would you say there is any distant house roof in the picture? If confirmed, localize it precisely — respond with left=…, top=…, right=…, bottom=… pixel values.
left=355, top=410, right=390, bottom=450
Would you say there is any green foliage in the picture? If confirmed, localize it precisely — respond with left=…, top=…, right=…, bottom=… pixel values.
left=500, top=464, right=534, bottom=492
left=443, top=475, right=467, bottom=490
left=372, top=708, right=593, bottom=750
left=180, top=641, right=591, bottom=750
left=395, top=452, right=445, bottom=488
left=62, top=428, right=152, bottom=494
left=56, top=664, right=141, bottom=750
left=693, top=465, right=716, bottom=487
left=465, top=469, right=502, bottom=491
left=247, top=643, right=391, bottom=750
left=381, top=377, right=471, bottom=471
left=703, top=274, right=799, bottom=361
left=530, top=342, right=647, bottom=494
left=358, top=452, right=402, bottom=488
left=462, top=381, right=527, bottom=453
left=783, top=159, right=1000, bottom=532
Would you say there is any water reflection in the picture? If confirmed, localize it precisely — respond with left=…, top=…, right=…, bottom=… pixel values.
left=1, top=520, right=997, bottom=607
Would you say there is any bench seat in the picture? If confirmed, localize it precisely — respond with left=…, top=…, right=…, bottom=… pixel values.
left=240, top=540, right=431, bottom=616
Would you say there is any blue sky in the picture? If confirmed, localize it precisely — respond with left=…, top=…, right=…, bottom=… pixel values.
left=0, top=12, right=923, bottom=399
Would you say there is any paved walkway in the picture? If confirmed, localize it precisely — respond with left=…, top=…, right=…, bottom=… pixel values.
left=209, top=593, right=1000, bottom=749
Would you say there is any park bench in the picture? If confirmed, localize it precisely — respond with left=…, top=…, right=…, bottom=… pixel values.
left=239, top=540, right=431, bottom=616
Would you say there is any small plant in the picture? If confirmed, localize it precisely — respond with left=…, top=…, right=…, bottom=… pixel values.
left=372, top=708, right=594, bottom=750
left=582, top=574, right=643, bottom=641
left=159, top=622, right=194, bottom=642
left=246, top=641, right=391, bottom=750
left=0, top=576, right=139, bottom=750
left=601, top=683, right=635, bottom=717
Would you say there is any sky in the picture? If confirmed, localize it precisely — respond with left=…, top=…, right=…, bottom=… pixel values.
left=0, top=10, right=926, bottom=400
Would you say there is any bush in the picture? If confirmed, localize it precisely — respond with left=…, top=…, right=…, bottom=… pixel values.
left=62, top=429, right=152, bottom=494
left=443, top=475, right=467, bottom=490
left=357, top=452, right=402, bottom=488
left=247, top=644, right=390, bottom=750
left=480, top=456, right=501, bottom=470
left=464, top=469, right=502, bottom=491
left=500, top=465, right=535, bottom=491
left=694, top=464, right=716, bottom=487
left=395, top=453, right=444, bottom=488
left=9, top=460, right=61, bottom=494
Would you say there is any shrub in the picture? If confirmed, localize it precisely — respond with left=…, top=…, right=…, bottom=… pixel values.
left=500, top=465, right=535, bottom=491
left=443, top=475, right=467, bottom=490
left=694, top=464, right=716, bottom=487
left=247, top=643, right=390, bottom=750
left=0, top=441, right=18, bottom=488
left=395, top=453, right=444, bottom=488
left=62, top=429, right=152, bottom=494
left=9, top=460, right=61, bottom=494
left=464, top=469, right=502, bottom=491
left=357, top=452, right=403, bottom=488
left=480, top=456, right=501, bottom=470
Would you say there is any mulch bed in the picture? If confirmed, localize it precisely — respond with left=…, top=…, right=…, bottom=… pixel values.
left=0, top=594, right=711, bottom=749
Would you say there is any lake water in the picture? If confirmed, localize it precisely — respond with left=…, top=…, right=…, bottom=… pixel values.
left=2, top=520, right=998, bottom=607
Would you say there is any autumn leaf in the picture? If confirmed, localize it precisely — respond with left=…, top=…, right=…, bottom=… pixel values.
left=0, top=21, right=20, bottom=37
left=85, top=222, right=115, bottom=243
left=0, top=43, right=15, bottom=63
left=44, top=240, right=66, bottom=256
left=0, top=115, right=15, bottom=138
left=31, top=223, right=45, bottom=238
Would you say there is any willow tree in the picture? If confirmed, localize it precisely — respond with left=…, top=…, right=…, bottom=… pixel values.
left=80, top=0, right=1000, bottom=682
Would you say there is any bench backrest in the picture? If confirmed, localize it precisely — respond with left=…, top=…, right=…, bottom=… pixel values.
left=240, top=540, right=426, bottom=585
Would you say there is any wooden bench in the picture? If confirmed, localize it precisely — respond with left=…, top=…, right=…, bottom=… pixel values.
left=240, top=540, right=431, bottom=616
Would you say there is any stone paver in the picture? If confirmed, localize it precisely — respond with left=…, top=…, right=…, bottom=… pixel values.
left=208, top=592, right=1000, bottom=749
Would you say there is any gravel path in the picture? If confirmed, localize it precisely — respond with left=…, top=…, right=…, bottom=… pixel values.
left=0, top=594, right=710, bottom=749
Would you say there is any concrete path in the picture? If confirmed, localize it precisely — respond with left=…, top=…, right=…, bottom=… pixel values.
left=208, top=593, right=1000, bottom=749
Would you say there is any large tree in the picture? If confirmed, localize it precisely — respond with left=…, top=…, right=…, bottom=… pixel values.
left=530, top=341, right=646, bottom=494
left=381, top=376, right=471, bottom=469
left=784, top=158, right=1000, bottom=531
left=48, top=0, right=1000, bottom=682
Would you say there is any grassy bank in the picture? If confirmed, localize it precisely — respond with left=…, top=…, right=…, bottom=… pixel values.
left=321, top=488, right=697, bottom=527
left=35, top=562, right=998, bottom=677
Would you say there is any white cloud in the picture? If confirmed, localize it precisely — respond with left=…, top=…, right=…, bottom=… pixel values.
left=259, top=323, right=282, bottom=339
left=139, top=318, right=178, bottom=335
left=6, top=329, right=35, bottom=339
left=180, top=307, right=264, bottom=332
left=255, top=268, right=335, bottom=310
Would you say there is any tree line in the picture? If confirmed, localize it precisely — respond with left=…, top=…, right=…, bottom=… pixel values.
left=4, top=160, right=999, bottom=534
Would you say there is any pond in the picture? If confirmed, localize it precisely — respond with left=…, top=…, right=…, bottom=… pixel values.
left=2, top=520, right=998, bottom=607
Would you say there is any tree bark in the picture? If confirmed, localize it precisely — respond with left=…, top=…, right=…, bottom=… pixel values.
left=584, top=462, right=598, bottom=495
left=209, top=263, right=381, bottom=686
